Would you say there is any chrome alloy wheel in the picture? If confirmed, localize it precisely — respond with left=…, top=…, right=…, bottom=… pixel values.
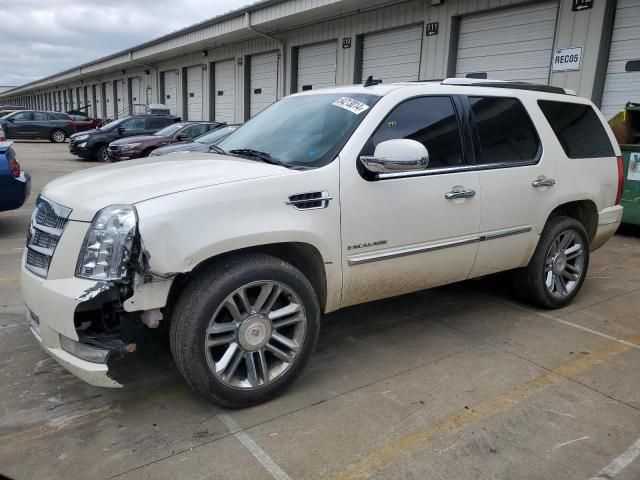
left=53, top=130, right=65, bottom=143
left=204, top=281, right=307, bottom=389
left=545, top=229, right=585, bottom=299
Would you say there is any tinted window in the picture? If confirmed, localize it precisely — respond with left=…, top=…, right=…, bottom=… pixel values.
left=182, top=124, right=209, bottom=138
left=470, top=97, right=540, bottom=165
left=538, top=100, right=615, bottom=159
left=12, top=111, right=32, bottom=121
left=149, top=117, right=173, bottom=129
left=120, top=118, right=146, bottom=131
left=370, top=96, right=464, bottom=169
left=33, top=112, right=48, bottom=121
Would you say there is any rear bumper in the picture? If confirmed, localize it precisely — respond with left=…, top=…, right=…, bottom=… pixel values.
left=0, top=171, right=31, bottom=211
left=21, top=265, right=122, bottom=388
left=591, top=205, right=624, bottom=251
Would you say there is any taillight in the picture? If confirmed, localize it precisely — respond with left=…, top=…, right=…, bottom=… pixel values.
left=615, top=155, right=624, bottom=205
left=0, top=127, right=5, bottom=141
left=8, top=157, right=20, bottom=177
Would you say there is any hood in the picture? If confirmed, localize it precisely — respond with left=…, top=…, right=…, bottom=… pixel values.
left=42, top=153, right=293, bottom=221
left=152, top=142, right=209, bottom=156
left=71, top=129, right=100, bottom=138
left=111, top=135, right=167, bottom=145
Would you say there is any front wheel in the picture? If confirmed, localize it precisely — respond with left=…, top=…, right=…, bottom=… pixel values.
left=514, top=216, right=589, bottom=309
left=50, top=129, right=66, bottom=143
left=95, top=145, right=110, bottom=162
left=170, top=254, right=320, bottom=407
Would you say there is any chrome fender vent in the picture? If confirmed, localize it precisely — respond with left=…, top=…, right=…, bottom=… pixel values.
left=287, top=191, right=332, bottom=210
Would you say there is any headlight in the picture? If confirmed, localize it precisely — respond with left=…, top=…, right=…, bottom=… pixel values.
left=120, top=143, right=141, bottom=150
left=78, top=142, right=87, bottom=148
left=76, top=205, right=137, bottom=281
left=74, top=134, right=89, bottom=141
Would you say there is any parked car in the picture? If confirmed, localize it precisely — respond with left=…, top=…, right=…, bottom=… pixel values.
left=0, top=141, right=30, bottom=212
left=68, top=114, right=180, bottom=161
left=69, top=114, right=101, bottom=133
left=150, top=124, right=241, bottom=156
left=0, top=110, right=74, bottom=143
left=21, top=80, right=623, bottom=407
left=107, top=121, right=222, bottom=162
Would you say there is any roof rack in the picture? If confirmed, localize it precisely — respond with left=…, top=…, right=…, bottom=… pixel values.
left=441, top=78, right=576, bottom=95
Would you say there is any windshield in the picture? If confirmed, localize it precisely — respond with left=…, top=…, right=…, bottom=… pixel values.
left=99, top=118, right=126, bottom=131
left=154, top=123, right=184, bottom=136
left=218, top=93, right=379, bottom=168
left=195, top=126, right=239, bottom=144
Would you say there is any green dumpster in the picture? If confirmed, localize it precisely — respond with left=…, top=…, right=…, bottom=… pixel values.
left=620, top=146, right=640, bottom=226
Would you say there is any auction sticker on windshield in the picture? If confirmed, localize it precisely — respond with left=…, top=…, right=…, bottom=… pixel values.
left=332, top=97, right=370, bottom=114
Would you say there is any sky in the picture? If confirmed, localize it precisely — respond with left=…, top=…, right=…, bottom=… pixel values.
left=0, top=0, right=251, bottom=87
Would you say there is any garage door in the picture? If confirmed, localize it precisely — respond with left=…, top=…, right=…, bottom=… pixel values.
left=115, top=81, right=125, bottom=118
left=250, top=52, right=279, bottom=118
left=362, top=25, right=423, bottom=84
left=600, top=0, right=640, bottom=118
left=130, top=77, right=141, bottom=113
left=163, top=71, right=178, bottom=115
left=214, top=59, right=236, bottom=123
left=186, top=65, right=204, bottom=121
left=456, top=2, right=557, bottom=84
left=297, top=41, right=337, bottom=91
left=104, top=82, right=114, bottom=118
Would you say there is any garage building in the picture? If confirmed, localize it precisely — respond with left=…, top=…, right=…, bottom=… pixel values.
left=2, top=0, right=638, bottom=122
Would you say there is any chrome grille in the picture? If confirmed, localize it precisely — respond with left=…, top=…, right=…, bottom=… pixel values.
left=25, top=196, right=72, bottom=278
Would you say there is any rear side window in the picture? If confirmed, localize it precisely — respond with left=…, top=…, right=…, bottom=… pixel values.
left=470, top=97, right=540, bottom=165
left=537, top=100, right=615, bottom=158
left=149, top=117, right=174, bottom=129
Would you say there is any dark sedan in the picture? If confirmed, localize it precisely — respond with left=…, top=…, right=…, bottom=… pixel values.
left=107, top=121, right=222, bottom=161
left=150, top=124, right=240, bottom=156
left=0, top=141, right=31, bottom=212
left=0, top=110, right=74, bottom=143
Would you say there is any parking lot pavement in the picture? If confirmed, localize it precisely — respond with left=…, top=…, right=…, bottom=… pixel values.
left=1, top=141, right=638, bottom=480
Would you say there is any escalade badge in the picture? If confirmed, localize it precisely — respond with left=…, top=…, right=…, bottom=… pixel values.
left=347, top=240, right=387, bottom=251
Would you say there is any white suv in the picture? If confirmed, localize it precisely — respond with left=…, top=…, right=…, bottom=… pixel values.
left=21, top=79, right=624, bottom=407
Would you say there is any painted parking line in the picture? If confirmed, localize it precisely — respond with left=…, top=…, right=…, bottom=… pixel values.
left=323, top=334, right=640, bottom=480
left=218, top=413, right=292, bottom=480
left=590, top=437, right=640, bottom=480
left=495, top=298, right=640, bottom=351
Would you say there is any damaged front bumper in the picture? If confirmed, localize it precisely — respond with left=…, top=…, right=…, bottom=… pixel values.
left=22, top=266, right=124, bottom=388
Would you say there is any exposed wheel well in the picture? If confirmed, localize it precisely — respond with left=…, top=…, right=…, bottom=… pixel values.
left=549, top=200, right=598, bottom=243
left=164, top=243, right=328, bottom=318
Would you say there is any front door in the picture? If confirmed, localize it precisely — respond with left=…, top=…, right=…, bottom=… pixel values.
left=5, top=111, right=35, bottom=138
left=340, top=95, right=481, bottom=307
left=466, top=95, right=558, bottom=277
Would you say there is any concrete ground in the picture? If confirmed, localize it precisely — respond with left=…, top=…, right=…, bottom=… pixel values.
left=1, top=141, right=639, bottom=480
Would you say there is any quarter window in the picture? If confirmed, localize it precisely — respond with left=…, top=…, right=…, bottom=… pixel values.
left=470, top=97, right=540, bottom=165
left=370, top=96, right=464, bottom=169
left=537, top=100, right=615, bottom=159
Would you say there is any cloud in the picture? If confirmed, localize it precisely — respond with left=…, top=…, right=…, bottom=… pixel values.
left=0, top=0, right=249, bottom=86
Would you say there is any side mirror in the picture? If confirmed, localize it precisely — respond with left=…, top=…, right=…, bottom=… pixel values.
left=359, top=139, right=429, bottom=175
left=176, top=133, right=188, bottom=141
left=7, top=117, right=15, bottom=122
left=117, top=126, right=125, bottom=135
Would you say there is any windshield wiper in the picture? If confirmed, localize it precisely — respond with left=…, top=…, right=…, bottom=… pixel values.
left=208, top=144, right=226, bottom=154
left=228, top=148, right=285, bottom=167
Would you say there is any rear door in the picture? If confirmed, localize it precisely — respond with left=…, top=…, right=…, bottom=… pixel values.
left=467, top=95, right=557, bottom=278
left=32, top=111, right=54, bottom=138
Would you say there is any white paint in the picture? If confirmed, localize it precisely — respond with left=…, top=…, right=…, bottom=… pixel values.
left=186, top=65, right=204, bottom=121
left=552, top=435, right=589, bottom=450
left=217, top=413, right=291, bottom=480
left=456, top=2, right=557, bottom=84
left=214, top=59, right=236, bottom=123
left=503, top=300, right=640, bottom=351
left=590, top=437, right=640, bottom=479
left=162, top=71, right=178, bottom=116
left=552, top=47, right=583, bottom=72
left=250, top=51, right=279, bottom=118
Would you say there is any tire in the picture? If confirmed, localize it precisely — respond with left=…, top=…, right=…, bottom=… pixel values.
left=95, top=145, right=110, bottom=162
left=170, top=254, right=321, bottom=407
left=141, top=148, right=155, bottom=158
left=50, top=129, right=66, bottom=143
left=514, top=216, right=590, bottom=309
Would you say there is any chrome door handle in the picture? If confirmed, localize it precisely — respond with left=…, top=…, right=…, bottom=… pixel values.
left=445, top=186, right=476, bottom=200
left=532, top=176, right=556, bottom=188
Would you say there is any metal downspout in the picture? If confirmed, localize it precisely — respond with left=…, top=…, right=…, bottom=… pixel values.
left=244, top=11, right=286, bottom=99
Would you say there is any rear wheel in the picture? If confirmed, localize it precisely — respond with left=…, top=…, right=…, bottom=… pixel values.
left=514, top=216, right=589, bottom=309
left=170, top=254, right=320, bottom=407
left=50, top=129, right=66, bottom=143
left=95, top=145, right=110, bottom=162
